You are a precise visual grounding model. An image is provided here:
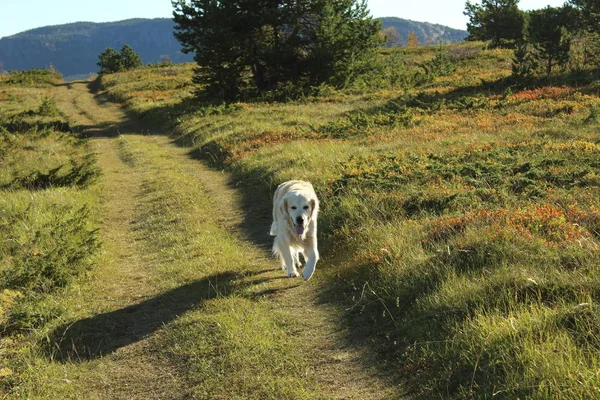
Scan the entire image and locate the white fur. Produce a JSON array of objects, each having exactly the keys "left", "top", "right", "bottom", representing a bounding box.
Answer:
[{"left": 270, "top": 180, "right": 319, "bottom": 281}]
